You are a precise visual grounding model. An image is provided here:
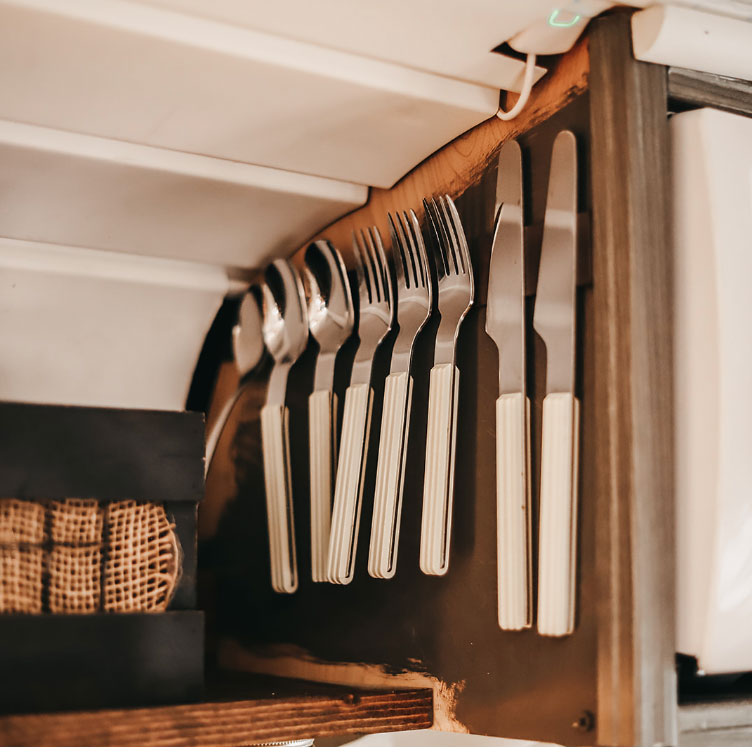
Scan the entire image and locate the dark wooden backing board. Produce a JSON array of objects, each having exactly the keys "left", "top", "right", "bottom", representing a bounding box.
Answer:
[
  {"left": 0, "top": 611, "right": 204, "bottom": 714},
  {"left": 204, "top": 97, "right": 598, "bottom": 746},
  {"left": 0, "top": 402, "right": 205, "bottom": 502}
]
